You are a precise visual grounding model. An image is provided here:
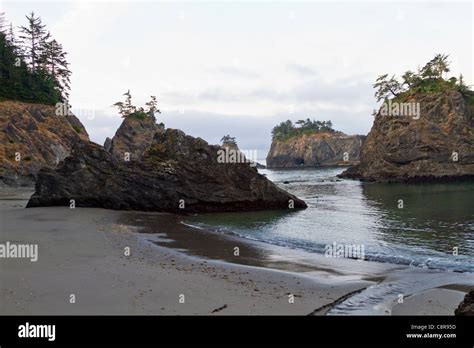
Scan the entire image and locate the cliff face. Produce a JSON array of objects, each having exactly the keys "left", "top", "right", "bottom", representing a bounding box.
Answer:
[
  {"left": 339, "top": 91, "right": 474, "bottom": 182},
  {"left": 266, "top": 132, "right": 365, "bottom": 168},
  {"left": 27, "top": 126, "right": 307, "bottom": 213},
  {"left": 0, "top": 101, "right": 89, "bottom": 186}
]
